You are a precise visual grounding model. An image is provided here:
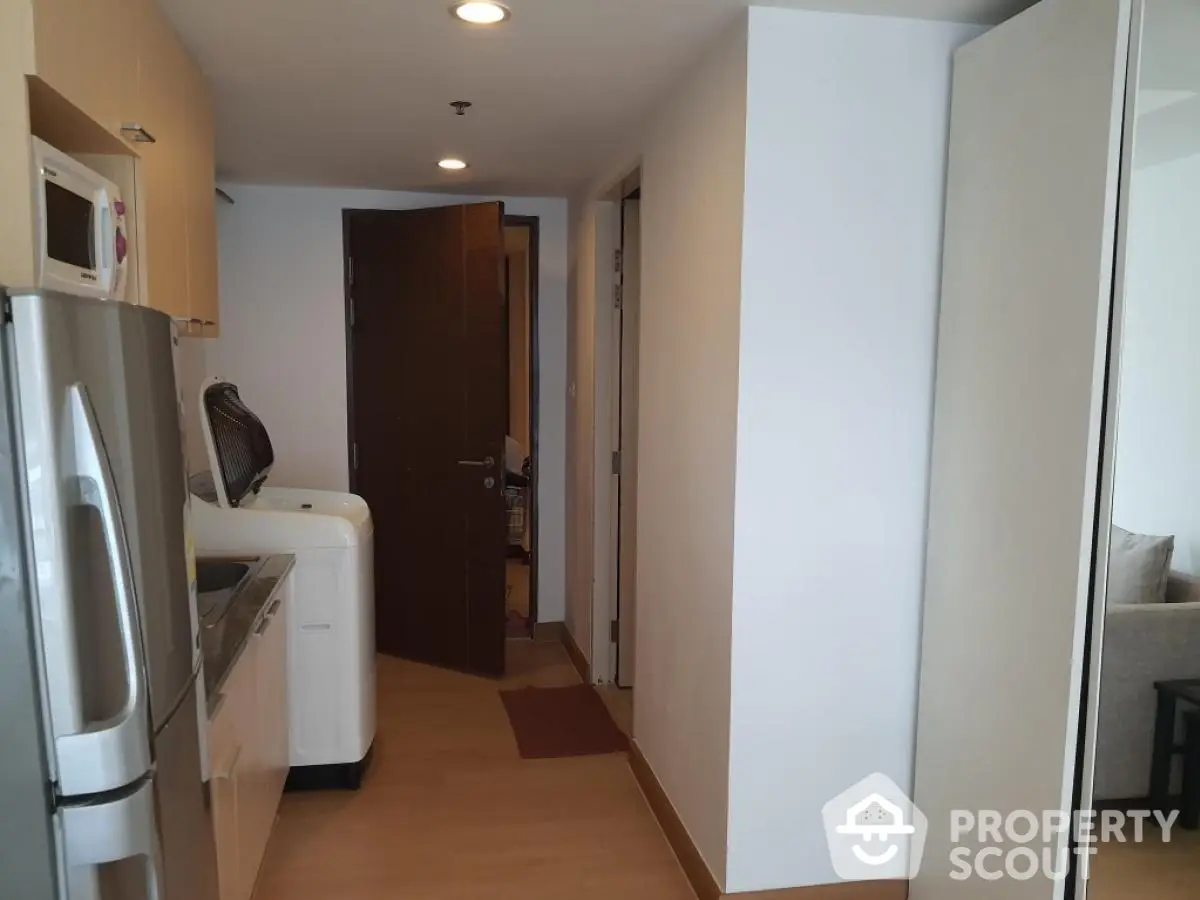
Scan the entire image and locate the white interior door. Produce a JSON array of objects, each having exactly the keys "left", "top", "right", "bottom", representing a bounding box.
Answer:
[{"left": 911, "top": 1, "right": 1133, "bottom": 898}]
